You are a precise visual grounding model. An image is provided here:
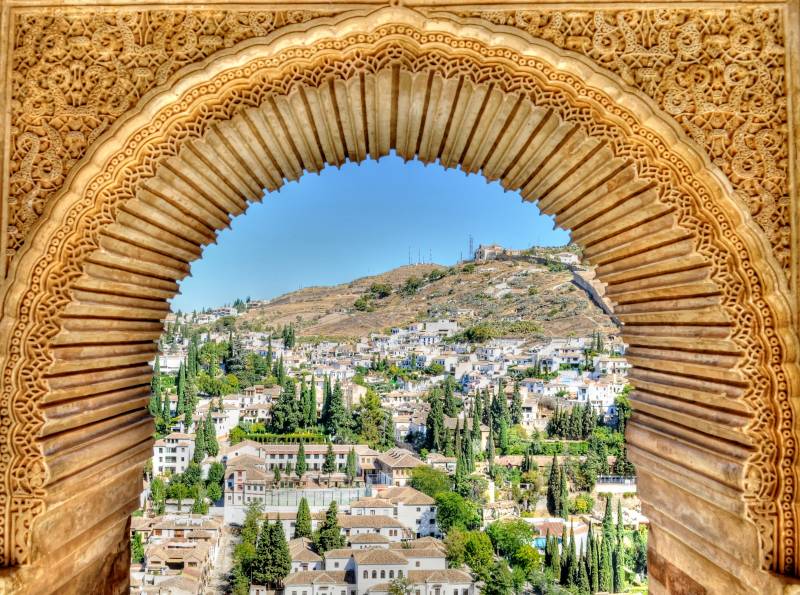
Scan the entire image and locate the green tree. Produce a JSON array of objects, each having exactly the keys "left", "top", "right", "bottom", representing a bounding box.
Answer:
[
  {"left": 426, "top": 388, "right": 445, "bottom": 452},
  {"left": 482, "top": 560, "right": 513, "bottom": 595},
  {"left": 273, "top": 466, "right": 281, "bottom": 484},
  {"left": 252, "top": 520, "right": 274, "bottom": 586},
  {"left": 345, "top": 448, "right": 357, "bottom": 485},
  {"left": 443, "top": 376, "right": 458, "bottom": 417},
  {"left": 546, "top": 454, "right": 560, "bottom": 516},
  {"left": 148, "top": 358, "right": 162, "bottom": 418},
  {"left": 355, "top": 388, "right": 392, "bottom": 449},
  {"left": 295, "top": 497, "right": 312, "bottom": 538},
  {"left": 559, "top": 467, "right": 570, "bottom": 520},
  {"left": 295, "top": 442, "right": 308, "bottom": 478},
  {"left": 193, "top": 422, "right": 206, "bottom": 464},
  {"left": 322, "top": 380, "right": 350, "bottom": 437},
  {"left": 173, "top": 482, "right": 188, "bottom": 512},
  {"left": 270, "top": 377, "right": 302, "bottom": 434},
  {"left": 131, "top": 531, "right": 145, "bottom": 564},
  {"left": 192, "top": 485, "right": 208, "bottom": 514},
  {"left": 435, "top": 492, "right": 480, "bottom": 533},
  {"left": 150, "top": 476, "right": 166, "bottom": 515},
  {"left": 409, "top": 466, "right": 451, "bottom": 498},
  {"left": 510, "top": 382, "right": 523, "bottom": 425},
  {"left": 312, "top": 501, "right": 346, "bottom": 554},
  {"left": 205, "top": 413, "right": 219, "bottom": 457},
  {"left": 323, "top": 441, "right": 337, "bottom": 475},
  {"left": 486, "top": 519, "right": 535, "bottom": 559},
  {"left": 269, "top": 521, "right": 292, "bottom": 588}
]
